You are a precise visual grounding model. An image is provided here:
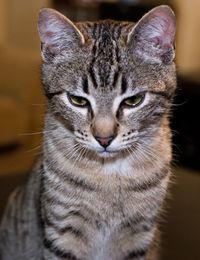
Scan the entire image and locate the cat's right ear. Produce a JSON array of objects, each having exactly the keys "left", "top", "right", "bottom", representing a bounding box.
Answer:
[{"left": 38, "top": 8, "right": 85, "bottom": 62}]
